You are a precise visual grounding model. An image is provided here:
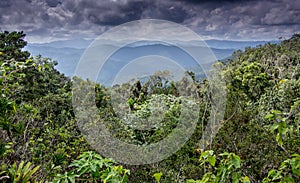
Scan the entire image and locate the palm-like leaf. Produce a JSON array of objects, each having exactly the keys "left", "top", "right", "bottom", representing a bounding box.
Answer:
[{"left": 7, "top": 161, "right": 40, "bottom": 183}]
